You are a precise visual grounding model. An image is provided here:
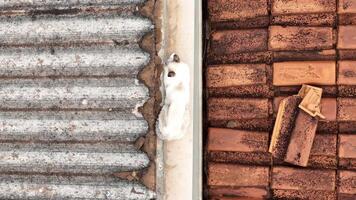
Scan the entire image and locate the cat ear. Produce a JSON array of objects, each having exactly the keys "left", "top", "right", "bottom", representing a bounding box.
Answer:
[{"left": 173, "top": 54, "right": 180, "bottom": 63}]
